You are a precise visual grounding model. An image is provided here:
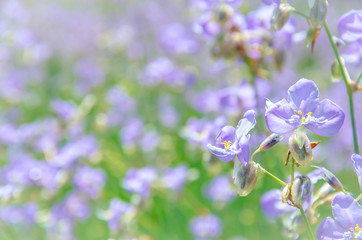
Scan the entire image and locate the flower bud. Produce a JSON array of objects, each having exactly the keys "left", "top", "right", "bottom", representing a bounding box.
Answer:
[
  {"left": 271, "top": 4, "right": 295, "bottom": 31},
  {"left": 314, "top": 166, "right": 345, "bottom": 192},
  {"left": 216, "top": 4, "right": 234, "bottom": 23},
  {"left": 305, "top": 27, "right": 321, "bottom": 52},
  {"left": 259, "top": 133, "right": 284, "bottom": 151},
  {"left": 309, "top": 0, "right": 328, "bottom": 29},
  {"left": 291, "top": 176, "right": 311, "bottom": 206},
  {"left": 331, "top": 60, "right": 341, "bottom": 80},
  {"left": 314, "top": 183, "right": 334, "bottom": 200},
  {"left": 281, "top": 184, "right": 291, "bottom": 203},
  {"left": 288, "top": 132, "right": 313, "bottom": 165},
  {"left": 233, "top": 160, "right": 258, "bottom": 197}
]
